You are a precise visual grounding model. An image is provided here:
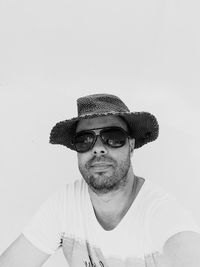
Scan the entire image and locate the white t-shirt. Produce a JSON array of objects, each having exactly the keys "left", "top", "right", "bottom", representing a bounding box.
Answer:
[{"left": 22, "top": 178, "right": 200, "bottom": 267}]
